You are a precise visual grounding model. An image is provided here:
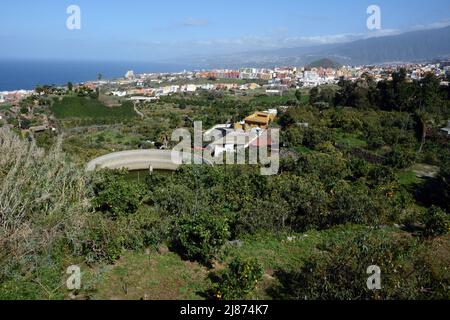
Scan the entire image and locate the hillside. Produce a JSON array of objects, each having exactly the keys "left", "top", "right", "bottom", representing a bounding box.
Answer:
[
  {"left": 51, "top": 96, "right": 137, "bottom": 120},
  {"left": 324, "top": 26, "right": 450, "bottom": 65},
  {"left": 307, "top": 58, "right": 341, "bottom": 69},
  {"left": 179, "top": 26, "right": 450, "bottom": 68}
]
